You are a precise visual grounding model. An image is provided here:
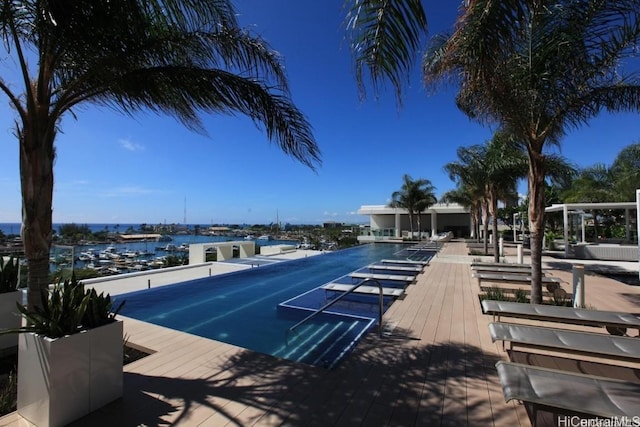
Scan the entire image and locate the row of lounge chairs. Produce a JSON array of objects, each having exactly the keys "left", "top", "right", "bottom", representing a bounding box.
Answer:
[
  {"left": 482, "top": 298, "right": 640, "bottom": 420},
  {"left": 471, "top": 262, "right": 567, "bottom": 301}
]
